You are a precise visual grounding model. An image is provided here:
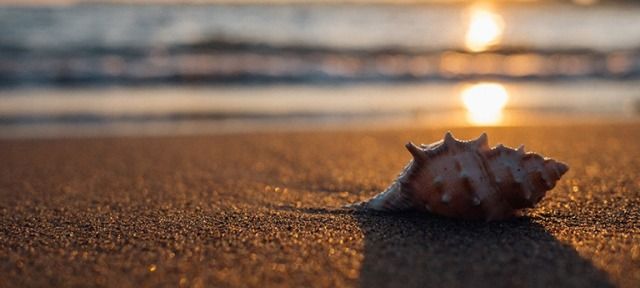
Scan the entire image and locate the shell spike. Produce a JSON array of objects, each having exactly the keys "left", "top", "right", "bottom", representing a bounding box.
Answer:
[
  {"left": 517, "top": 145, "right": 525, "bottom": 155},
  {"left": 444, "top": 131, "right": 457, "bottom": 146},
  {"left": 405, "top": 142, "right": 427, "bottom": 163},
  {"left": 472, "top": 132, "right": 489, "bottom": 150}
]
